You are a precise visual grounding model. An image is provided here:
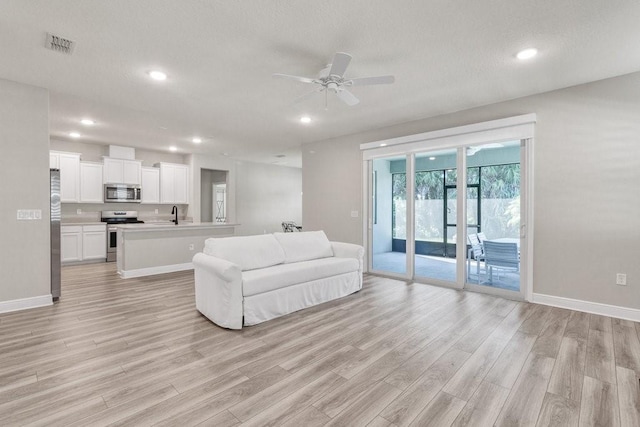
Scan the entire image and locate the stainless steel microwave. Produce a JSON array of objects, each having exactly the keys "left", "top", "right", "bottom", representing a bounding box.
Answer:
[{"left": 104, "top": 184, "right": 142, "bottom": 203}]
